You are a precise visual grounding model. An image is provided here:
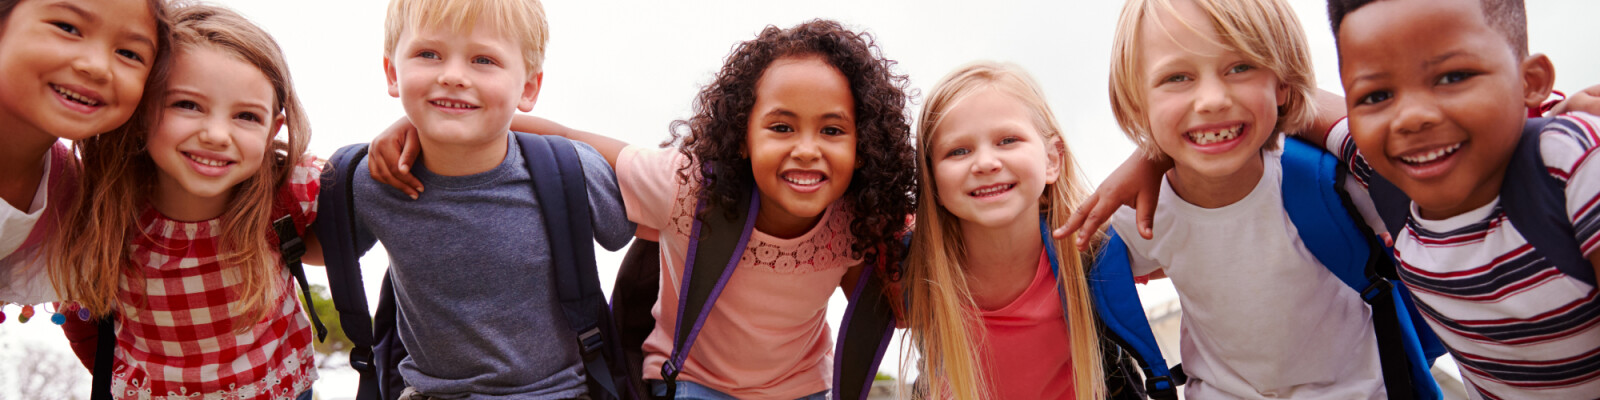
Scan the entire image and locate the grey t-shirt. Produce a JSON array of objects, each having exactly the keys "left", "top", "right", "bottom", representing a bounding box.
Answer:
[{"left": 353, "top": 133, "right": 634, "bottom": 399}]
